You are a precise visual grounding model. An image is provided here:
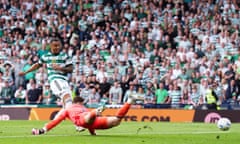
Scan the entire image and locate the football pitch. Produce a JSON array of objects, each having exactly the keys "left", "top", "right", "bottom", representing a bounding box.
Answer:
[{"left": 0, "top": 120, "right": 239, "bottom": 144}]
